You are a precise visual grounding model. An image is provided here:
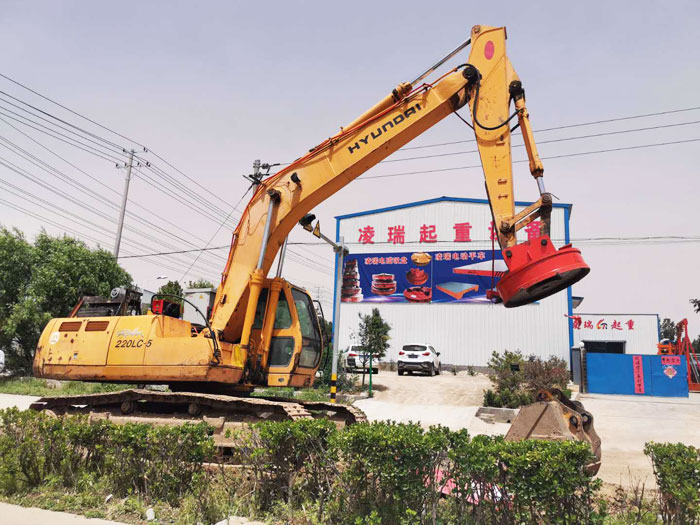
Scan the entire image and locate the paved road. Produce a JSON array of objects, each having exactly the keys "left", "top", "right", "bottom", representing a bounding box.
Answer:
[
  {"left": 0, "top": 393, "right": 39, "bottom": 411},
  {"left": 0, "top": 502, "right": 122, "bottom": 524}
]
